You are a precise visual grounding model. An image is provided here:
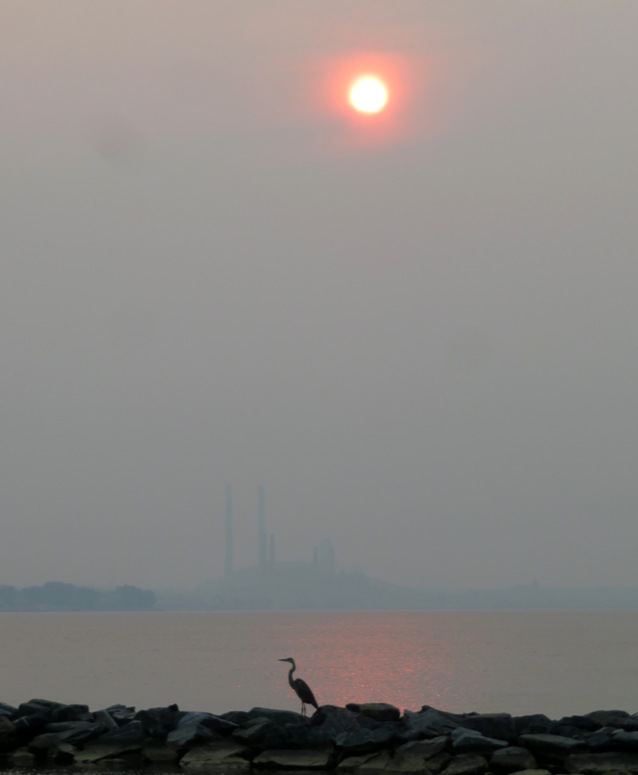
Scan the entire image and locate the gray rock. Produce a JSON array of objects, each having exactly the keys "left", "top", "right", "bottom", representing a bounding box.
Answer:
[
  {"left": 584, "top": 710, "right": 631, "bottom": 729},
  {"left": 425, "top": 752, "right": 456, "bottom": 774},
  {"left": 311, "top": 706, "right": 363, "bottom": 739},
  {"left": 253, "top": 747, "right": 334, "bottom": 769},
  {"left": 234, "top": 716, "right": 299, "bottom": 749},
  {"left": 141, "top": 738, "right": 181, "bottom": 763},
  {"left": 565, "top": 751, "right": 638, "bottom": 774},
  {"left": 100, "top": 719, "right": 145, "bottom": 746},
  {"left": 167, "top": 721, "right": 220, "bottom": 749},
  {"left": 612, "top": 730, "right": 638, "bottom": 751},
  {"left": 554, "top": 715, "right": 599, "bottom": 734},
  {"left": 458, "top": 714, "right": 516, "bottom": 743},
  {"left": 6, "top": 747, "right": 36, "bottom": 768},
  {"left": 387, "top": 757, "right": 435, "bottom": 774},
  {"left": 336, "top": 724, "right": 397, "bottom": 755},
  {"left": 44, "top": 720, "right": 89, "bottom": 732},
  {"left": 50, "top": 704, "right": 90, "bottom": 722},
  {"left": 232, "top": 714, "right": 313, "bottom": 749},
  {"left": 180, "top": 740, "right": 253, "bottom": 769},
  {"left": 356, "top": 750, "right": 393, "bottom": 772},
  {"left": 221, "top": 710, "right": 252, "bottom": 726},
  {"left": 232, "top": 711, "right": 318, "bottom": 751},
  {"left": 337, "top": 752, "right": 382, "bottom": 771},
  {"left": 30, "top": 721, "right": 104, "bottom": 747},
  {"left": 28, "top": 730, "right": 77, "bottom": 750},
  {"left": 507, "top": 770, "right": 551, "bottom": 775},
  {"left": 59, "top": 721, "right": 106, "bottom": 744},
  {"left": 391, "top": 739, "right": 451, "bottom": 774},
  {"left": 55, "top": 742, "right": 79, "bottom": 765},
  {"left": 248, "top": 707, "right": 309, "bottom": 725},
  {"left": 7, "top": 697, "right": 638, "bottom": 775},
  {"left": 135, "top": 704, "right": 181, "bottom": 737},
  {"left": 347, "top": 704, "right": 402, "bottom": 723},
  {"left": 490, "top": 746, "right": 537, "bottom": 774},
  {"left": 0, "top": 703, "right": 17, "bottom": 719},
  {"left": 585, "top": 726, "right": 616, "bottom": 751},
  {"left": 13, "top": 712, "right": 48, "bottom": 741},
  {"left": 338, "top": 752, "right": 444, "bottom": 775},
  {"left": 73, "top": 719, "right": 146, "bottom": 762},
  {"left": 102, "top": 704, "right": 136, "bottom": 724},
  {"left": 179, "top": 710, "right": 238, "bottom": 733},
  {"left": 0, "top": 716, "right": 16, "bottom": 750},
  {"left": 438, "top": 753, "right": 489, "bottom": 775},
  {"left": 17, "top": 699, "right": 63, "bottom": 717},
  {"left": 285, "top": 721, "right": 328, "bottom": 750},
  {"left": 93, "top": 709, "right": 119, "bottom": 730},
  {"left": 514, "top": 716, "right": 555, "bottom": 736},
  {"left": 74, "top": 741, "right": 143, "bottom": 764},
  {"left": 451, "top": 728, "right": 508, "bottom": 753},
  {"left": 518, "top": 733, "right": 587, "bottom": 758},
  {"left": 395, "top": 738, "right": 450, "bottom": 761},
  {"left": 403, "top": 709, "right": 461, "bottom": 741},
  {"left": 94, "top": 755, "right": 146, "bottom": 769}
]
